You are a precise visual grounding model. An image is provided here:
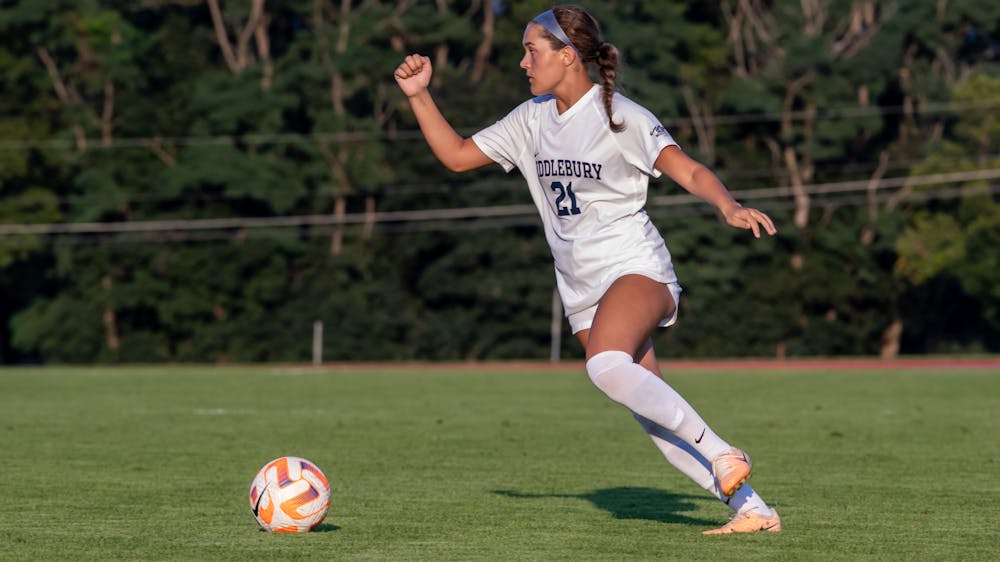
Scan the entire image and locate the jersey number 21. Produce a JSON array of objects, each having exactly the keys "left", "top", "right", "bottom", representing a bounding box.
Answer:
[{"left": 550, "top": 181, "right": 581, "bottom": 216}]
